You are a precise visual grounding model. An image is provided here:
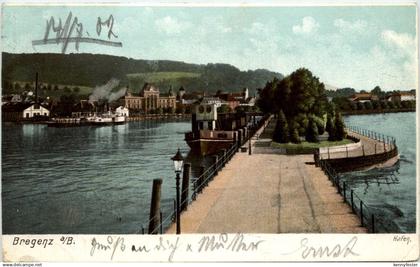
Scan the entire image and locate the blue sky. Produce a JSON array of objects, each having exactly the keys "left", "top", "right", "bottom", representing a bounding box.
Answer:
[{"left": 1, "top": 5, "right": 417, "bottom": 91}]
